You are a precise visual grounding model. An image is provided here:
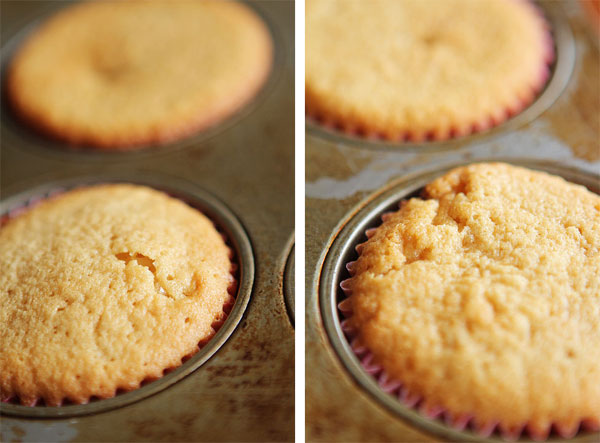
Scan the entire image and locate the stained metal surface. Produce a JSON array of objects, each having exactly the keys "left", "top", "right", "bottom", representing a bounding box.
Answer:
[
  {"left": 306, "top": 2, "right": 600, "bottom": 442},
  {"left": 0, "top": 0, "right": 294, "bottom": 441}
]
